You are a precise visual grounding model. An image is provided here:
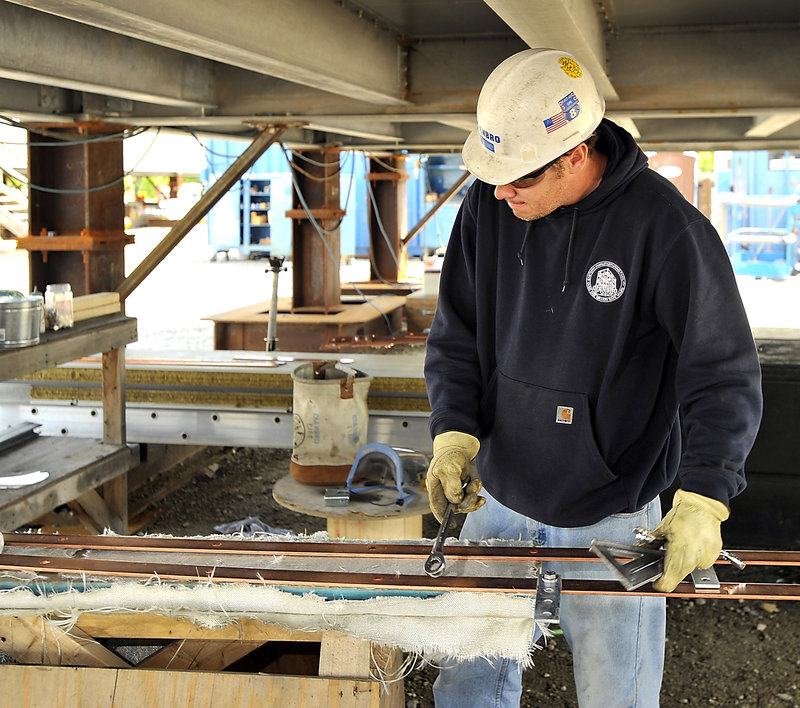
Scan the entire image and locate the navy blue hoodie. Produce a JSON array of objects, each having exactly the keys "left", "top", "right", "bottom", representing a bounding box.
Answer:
[{"left": 424, "top": 119, "right": 763, "bottom": 528}]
